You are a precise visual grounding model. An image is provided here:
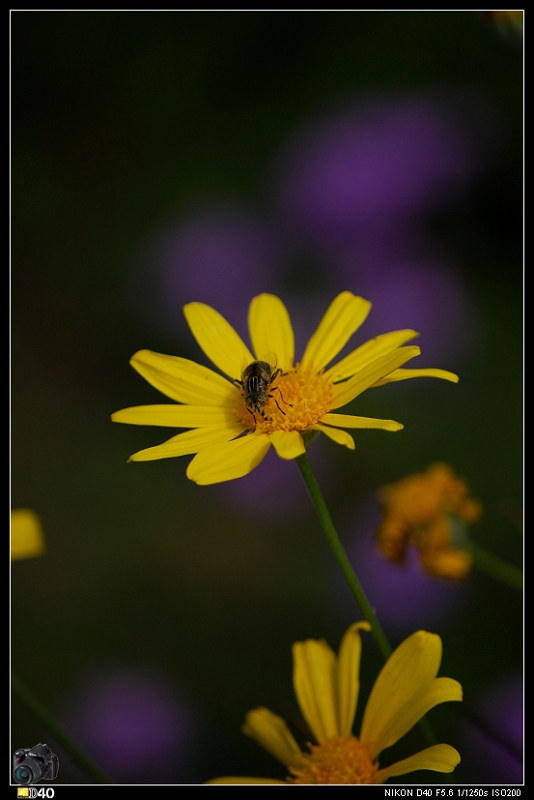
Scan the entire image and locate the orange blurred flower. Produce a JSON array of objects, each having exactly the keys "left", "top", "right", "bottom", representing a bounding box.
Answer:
[{"left": 376, "top": 463, "right": 482, "bottom": 581}]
